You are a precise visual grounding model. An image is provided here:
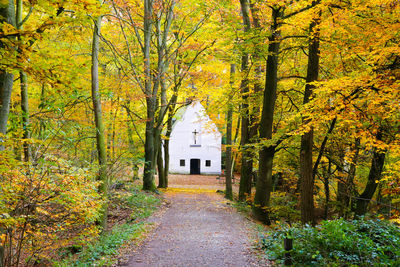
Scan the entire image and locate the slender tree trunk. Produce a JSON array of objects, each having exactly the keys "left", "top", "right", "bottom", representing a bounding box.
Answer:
[
  {"left": 91, "top": 15, "right": 108, "bottom": 230},
  {"left": 300, "top": 130, "right": 314, "bottom": 224},
  {"left": 163, "top": 110, "right": 173, "bottom": 187},
  {"left": 225, "top": 64, "right": 235, "bottom": 200},
  {"left": 248, "top": 0, "right": 262, "bottom": 144},
  {"left": 244, "top": 1, "right": 263, "bottom": 198},
  {"left": 0, "top": 4, "right": 16, "bottom": 262},
  {"left": 124, "top": 104, "right": 140, "bottom": 180},
  {"left": 0, "top": 1, "right": 16, "bottom": 144},
  {"left": 162, "top": 139, "right": 169, "bottom": 182},
  {"left": 253, "top": 7, "right": 282, "bottom": 224},
  {"left": 153, "top": 127, "right": 161, "bottom": 183},
  {"left": 155, "top": 4, "right": 174, "bottom": 188},
  {"left": 143, "top": 100, "right": 156, "bottom": 190},
  {"left": 38, "top": 84, "right": 46, "bottom": 141},
  {"left": 157, "top": 141, "right": 166, "bottom": 187},
  {"left": 163, "top": 141, "right": 169, "bottom": 187},
  {"left": 238, "top": 0, "right": 252, "bottom": 201},
  {"left": 337, "top": 138, "right": 360, "bottom": 216},
  {"left": 16, "top": 0, "right": 31, "bottom": 162},
  {"left": 126, "top": 111, "right": 136, "bottom": 179},
  {"left": 19, "top": 73, "right": 30, "bottom": 161},
  {"left": 142, "top": 0, "right": 156, "bottom": 191},
  {"left": 163, "top": 95, "right": 177, "bottom": 187},
  {"left": 323, "top": 159, "right": 331, "bottom": 220},
  {"left": 155, "top": 25, "right": 166, "bottom": 188},
  {"left": 300, "top": 12, "right": 321, "bottom": 225},
  {"left": 353, "top": 131, "right": 386, "bottom": 216}
]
